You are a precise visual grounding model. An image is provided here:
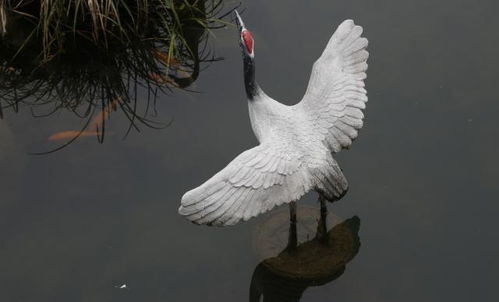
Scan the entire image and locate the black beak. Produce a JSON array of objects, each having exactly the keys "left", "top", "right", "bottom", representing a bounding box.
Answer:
[{"left": 234, "top": 10, "right": 245, "bottom": 31}]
